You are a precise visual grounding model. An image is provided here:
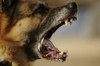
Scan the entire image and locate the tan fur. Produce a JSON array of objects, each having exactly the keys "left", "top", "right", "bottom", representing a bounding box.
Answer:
[
  {"left": 0, "top": 38, "right": 30, "bottom": 66},
  {"left": 0, "top": 14, "right": 9, "bottom": 35},
  {"left": 6, "top": 15, "right": 41, "bottom": 42}
]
